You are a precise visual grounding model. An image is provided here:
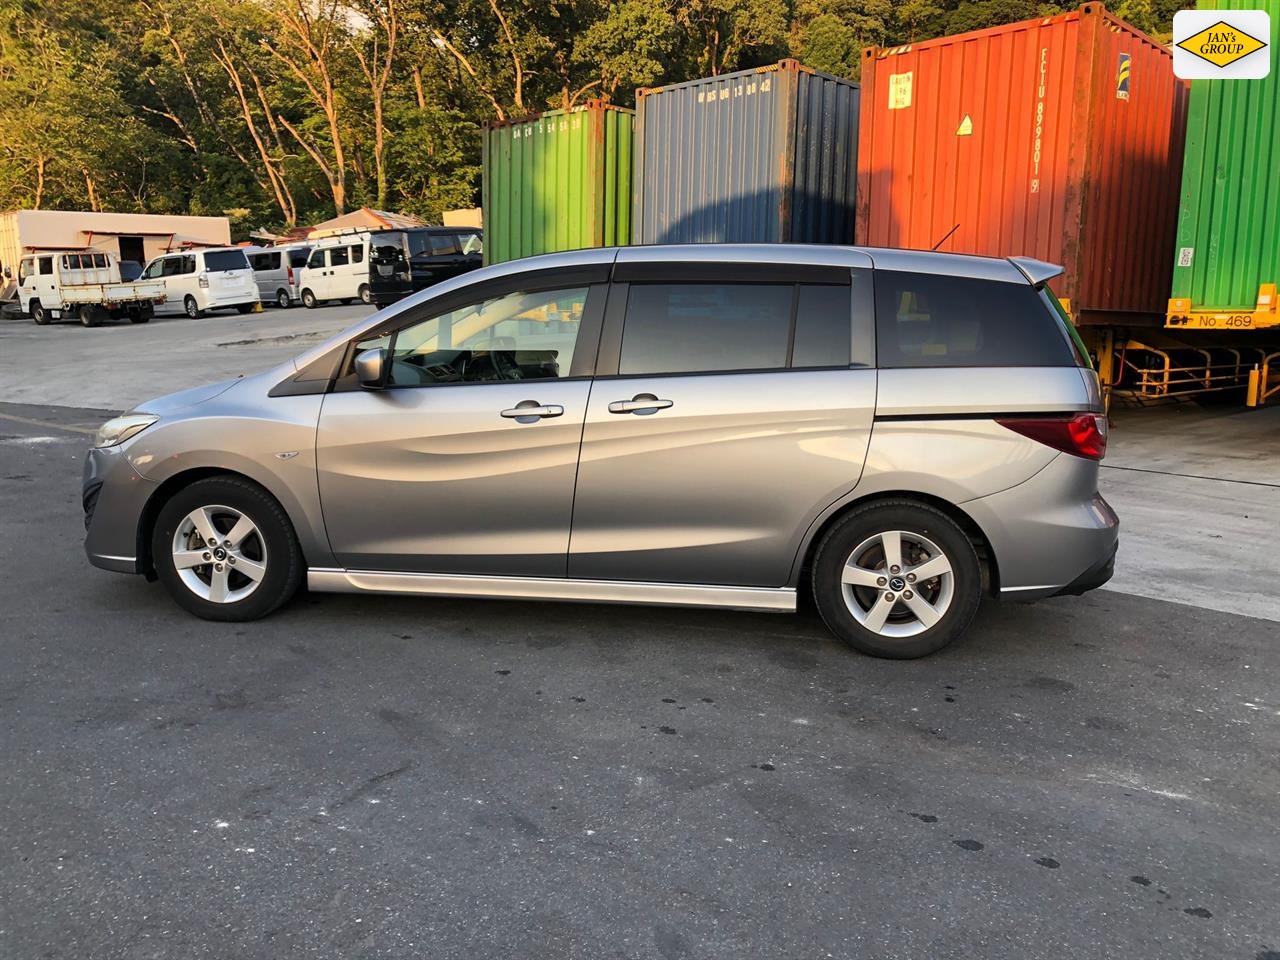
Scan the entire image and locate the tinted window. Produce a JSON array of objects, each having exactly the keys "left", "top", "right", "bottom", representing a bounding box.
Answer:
[
  {"left": 307, "top": 249, "right": 325, "bottom": 269},
  {"left": 250, "top": 252, "right": 281, "bottom": 271},
  {"left": 873, "top": 270, "right": 1077, "bottom": 368},
  {"left": 619, "top": 284, "right": 793, "bottom": 375},
  {"left": 92, "top": 253, "right": 107, "bottom": 267},
  {"left": 429, "top": 234, "right": 459, "bottom": 256},
  {"left": 289, "top": 248, "right": 312, "bottom": 268},
  {"left": 38, "top": 257, "right": 52, "bottom": 275},
  {"left": 330, "top": 247, "right": 350, "bottom": 267},
  {"left": 161, "top": 257, "right": 184, "bottom": 277},
  {"left": 182, "top": 255, "right": 197, "bottom": 274},
  {"left": 203, "top": 250, "right": 249, "bottom": 272},
  {"left": 791, "top": 285, "right": 852, "bottom": 368},
  {"left": 406, "top": 230, "right": 432, "bottom": 259},
  {"left": 357, "top": 287, "right": 590, "bottom": 387},
  {"left": 456, "top": 232, "right": 483, "bottom": 256},
  {"left": 351, "top": 244, "right": 364, "bottom": 264}
]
